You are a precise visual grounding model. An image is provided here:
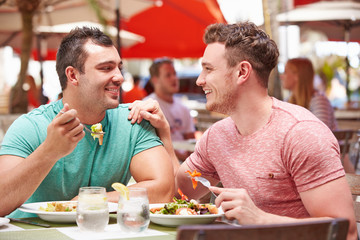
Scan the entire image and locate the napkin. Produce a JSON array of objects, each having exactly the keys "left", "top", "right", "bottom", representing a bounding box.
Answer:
[
  {"left": 57, "top": 224, "right": 168, "bottom": 240},
  {"left": 0, "top": 223, "right": 24, "bottom": 232}
]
